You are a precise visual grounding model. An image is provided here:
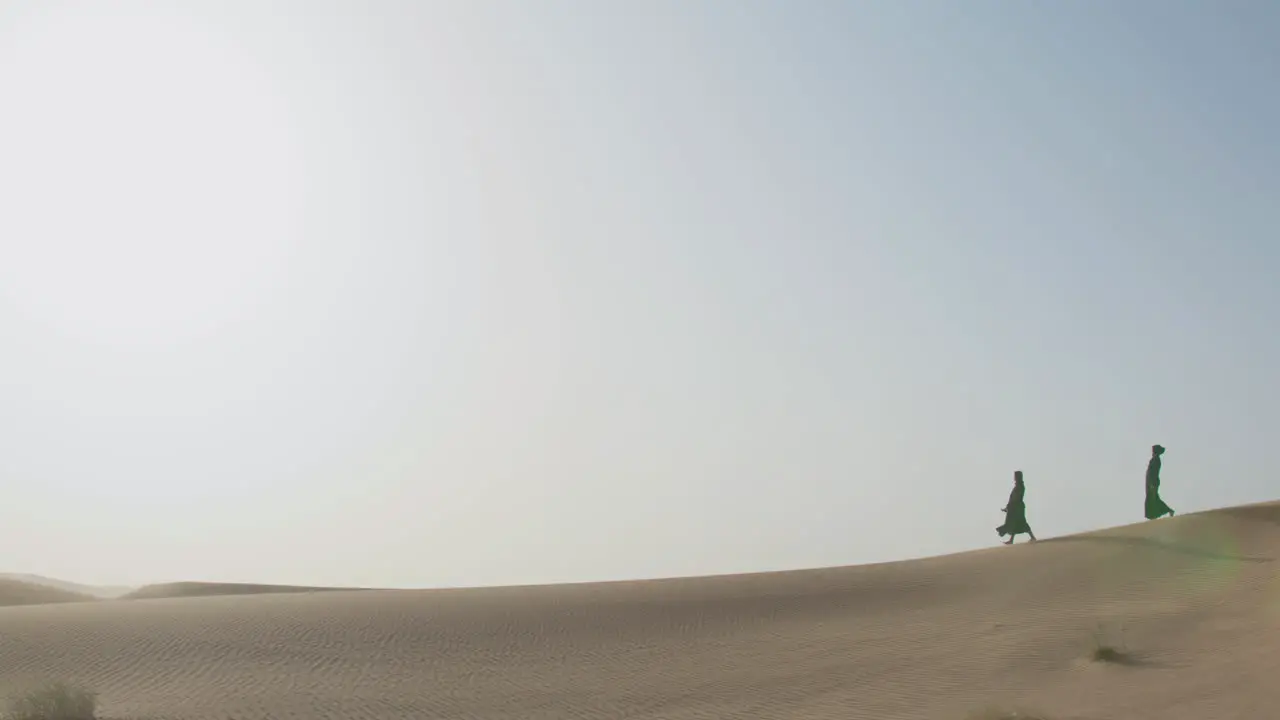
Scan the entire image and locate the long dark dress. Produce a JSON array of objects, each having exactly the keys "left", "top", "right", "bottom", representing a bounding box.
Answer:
[
  {"left": 1144, "top": 456, "right": 1174, "bottom": 520},
  {"left": 997, "top": 483, "right": 1031, "bottom": 537}
]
